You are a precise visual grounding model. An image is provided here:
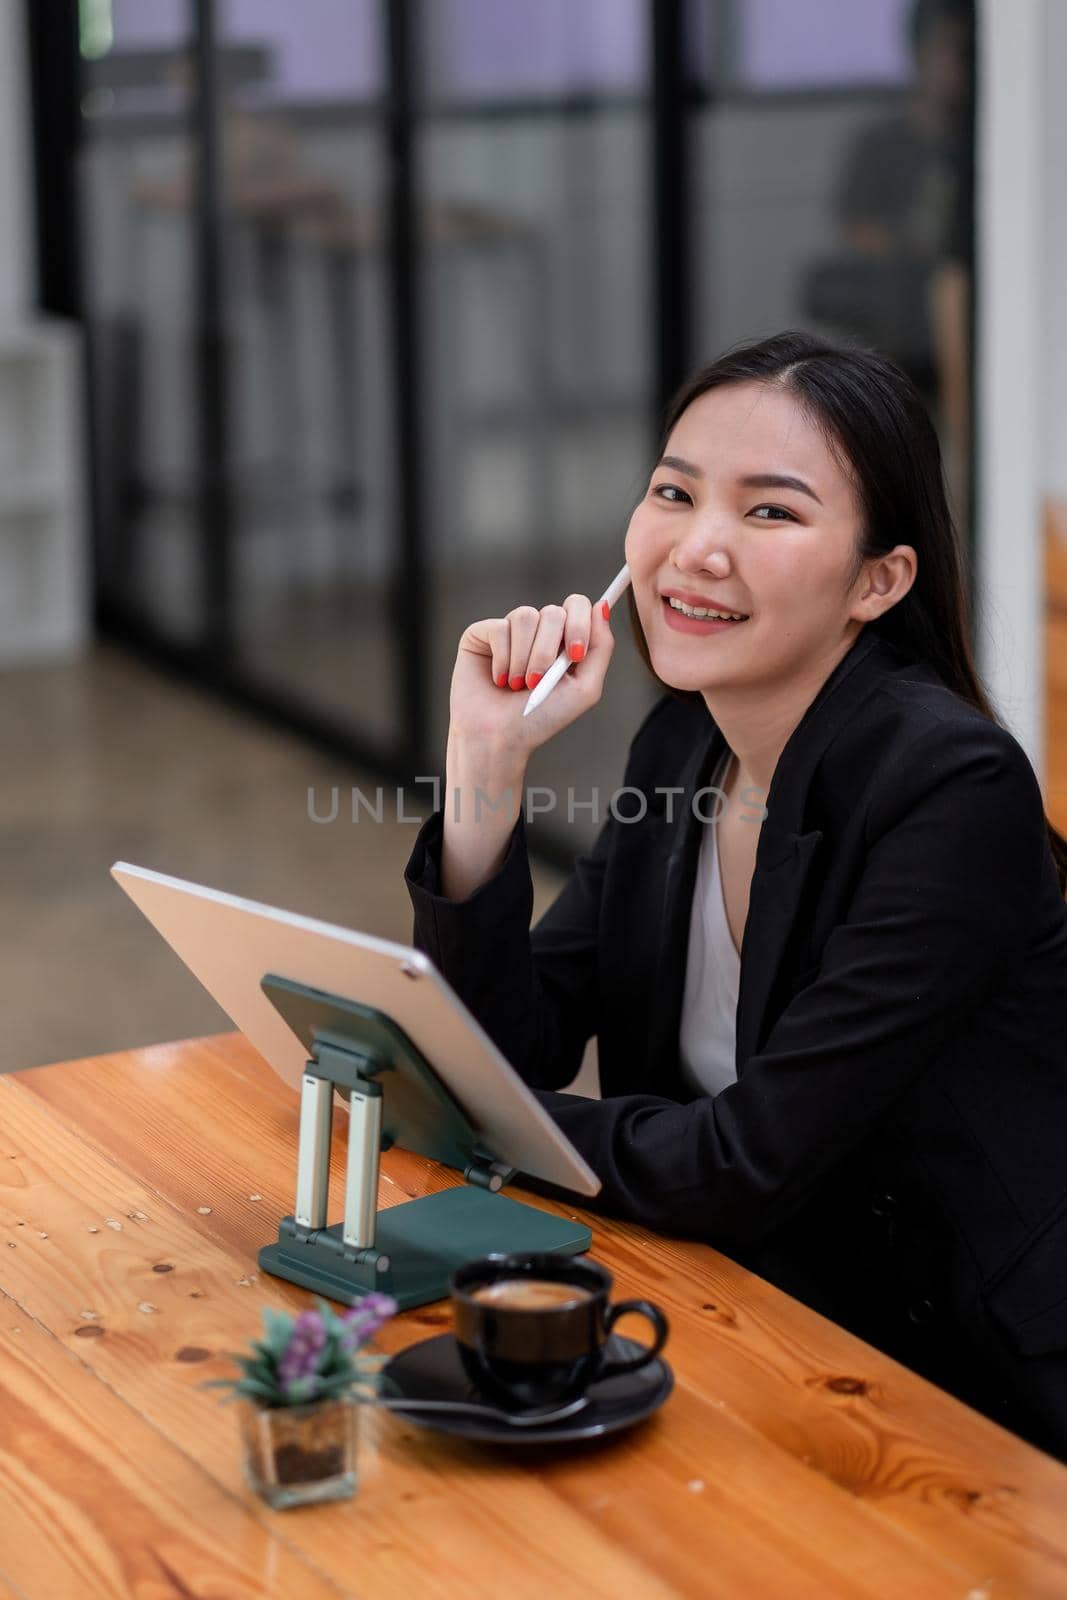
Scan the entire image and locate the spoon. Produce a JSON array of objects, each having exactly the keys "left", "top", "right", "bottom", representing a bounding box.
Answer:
[{"left": 374, "top": 1394, "right": 591, "bottom": 1427}]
